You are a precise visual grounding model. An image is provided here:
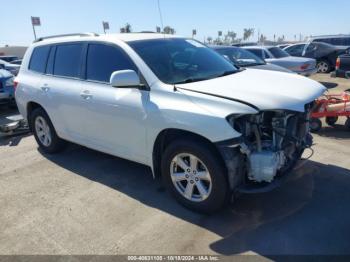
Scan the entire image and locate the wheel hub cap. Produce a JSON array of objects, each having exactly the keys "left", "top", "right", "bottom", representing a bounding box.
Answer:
[
  {"left": 35, "top": 116, "right": 52, "bottom": 147},
  {"left": 170, "top": 153, "right": 212, "bottom": 202}
]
